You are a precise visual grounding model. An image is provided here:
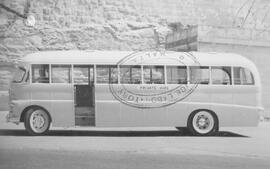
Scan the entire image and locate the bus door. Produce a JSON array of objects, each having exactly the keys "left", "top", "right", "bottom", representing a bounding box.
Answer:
[{"left": 73, "top": 65, "right": 95, "bottom": 126}]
